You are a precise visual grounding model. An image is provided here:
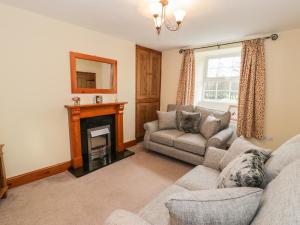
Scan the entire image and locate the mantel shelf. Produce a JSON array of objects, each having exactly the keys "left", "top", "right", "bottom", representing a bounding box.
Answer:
[{"left": 64, "top": 102, "right": 127, "bottom": 109}]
